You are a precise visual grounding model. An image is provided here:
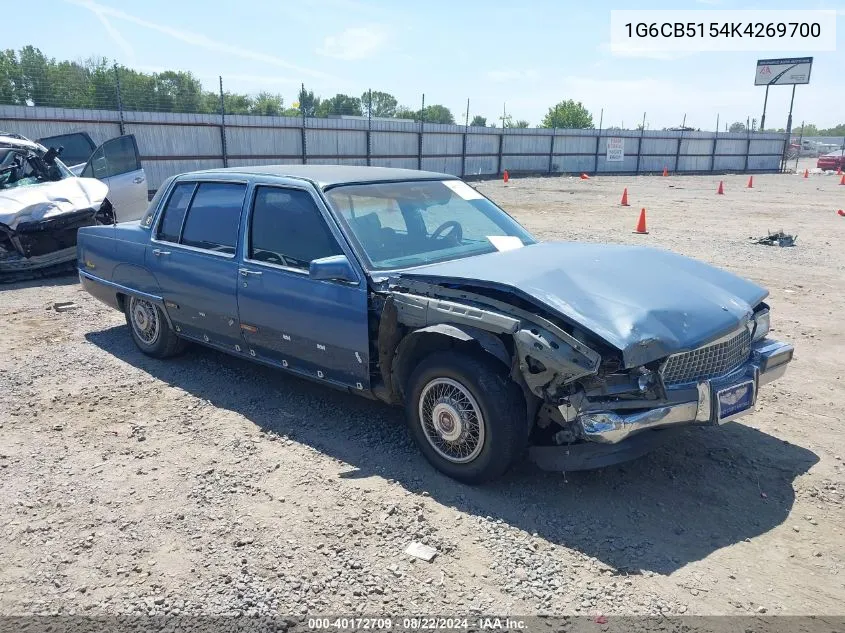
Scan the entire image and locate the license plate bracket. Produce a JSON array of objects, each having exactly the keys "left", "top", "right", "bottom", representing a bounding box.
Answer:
[{"left": 715, "top": 380, "right": 755, "bottom": 423}]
